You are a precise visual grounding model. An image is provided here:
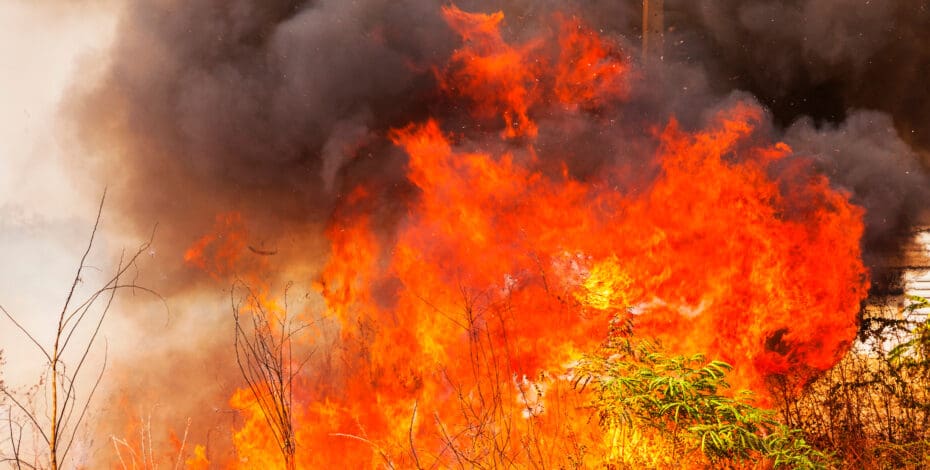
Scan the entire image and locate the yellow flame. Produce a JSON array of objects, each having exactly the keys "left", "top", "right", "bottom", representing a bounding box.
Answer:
[
  {"left": 184, "top": 445, "right": 210, "bottom": 470},
  {"left": 577, "top": 256, "right": 632, "bottom": 310}
]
